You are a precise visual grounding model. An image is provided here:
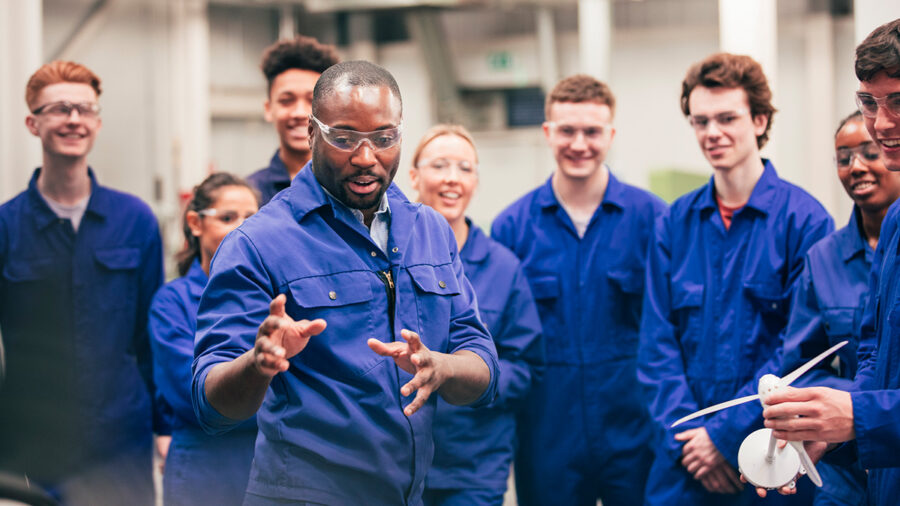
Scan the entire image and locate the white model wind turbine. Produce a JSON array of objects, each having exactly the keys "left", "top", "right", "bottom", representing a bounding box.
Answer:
[{"left": 671, "top": 340, "right": 848, "bottom": 490}]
